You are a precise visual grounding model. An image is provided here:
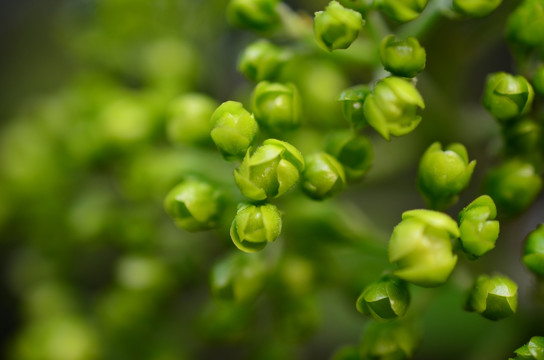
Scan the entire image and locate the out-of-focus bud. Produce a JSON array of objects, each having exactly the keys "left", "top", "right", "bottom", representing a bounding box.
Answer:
[
  {"left": 302, "top": 152, "right": 346, "bottom": 200},
  {"left": 338, "top": 0, "right": 375, "bottom": 13},
  {"left": 210, "top": 101, "right": 259, "bottom": 161},
  {"left": 230, "top": 203, "right": 282, "bottom": 253},
  {"left": 166, "top": 93, "right": 217, "bottom": 146},
  {"left": 534, "top": 65, "right": 544, "bottom": 95},
  {"left": 252, "top": 82, "right": 302, "bottom": 134},
  {"left": 523, "top": 224, "right": 544, "bottom": 277},
  {"left": 360, "top": 321, "right": 420, "bottom": 360},
  {"left": 417, "top": 142, "right": 476, "bottom": 210},
  {"left": 331, "top": 345, "right": 361, "bottom": 360},
  {"left": 238, "top": 40, "right": 287, "bottom": 82},
  {"left": 485, "top": 159, "right": 542, "bottom": 216},
  {"left": 234, "top": 139, "right": 305, "bottom": 201},
  {"left": 506, "top": 0, "right": 544, "bottom": 49},
  {"left": 482, "top": 72, "right": 534, "bottom": 122},
  {"left": 389, "top": 209, "right": 459, "bottom": 287},
  {"left": 326, "top": 131, "right": 374, "bottom": 181},
  {"left": 314, "top": 1, "right": 364, "bottom": 52},
  {"left": 356, "top": 276, "right": 410, "bottom": 320},
  {"left": 338, "top": 85, "right": 371, "bottom": 128},
  {"left": 502, "top": 118, "right": 542, "bottom": 157},
  {"left": 164, "top": 179, "right": 225, "bottom": 232},
  {"left": 380, "top": 35, "right": 426, "bottom": 78},
  {"left": 376, "top": 0, "right": 428, "bottom": 22},
  {"left": 458, "top": 195, "right": 500, "bottom": 258},
  {"left": 511, "top": 336, "right": 544, "bottom": 360},
  {"left": 210, "top": 252, "right": 268, "bottom": 302},
  {"left": 465, "top": 274, "right": 518, "bottom": 321},
  {"left": 227, "top": 0, "right": 280, "bottom": 32},
  {"left": 363, "top": 77, "right": 425, "bottom": 141},
  {"left": 452, "top": 0, "right": 502, "bottom": 17}
]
